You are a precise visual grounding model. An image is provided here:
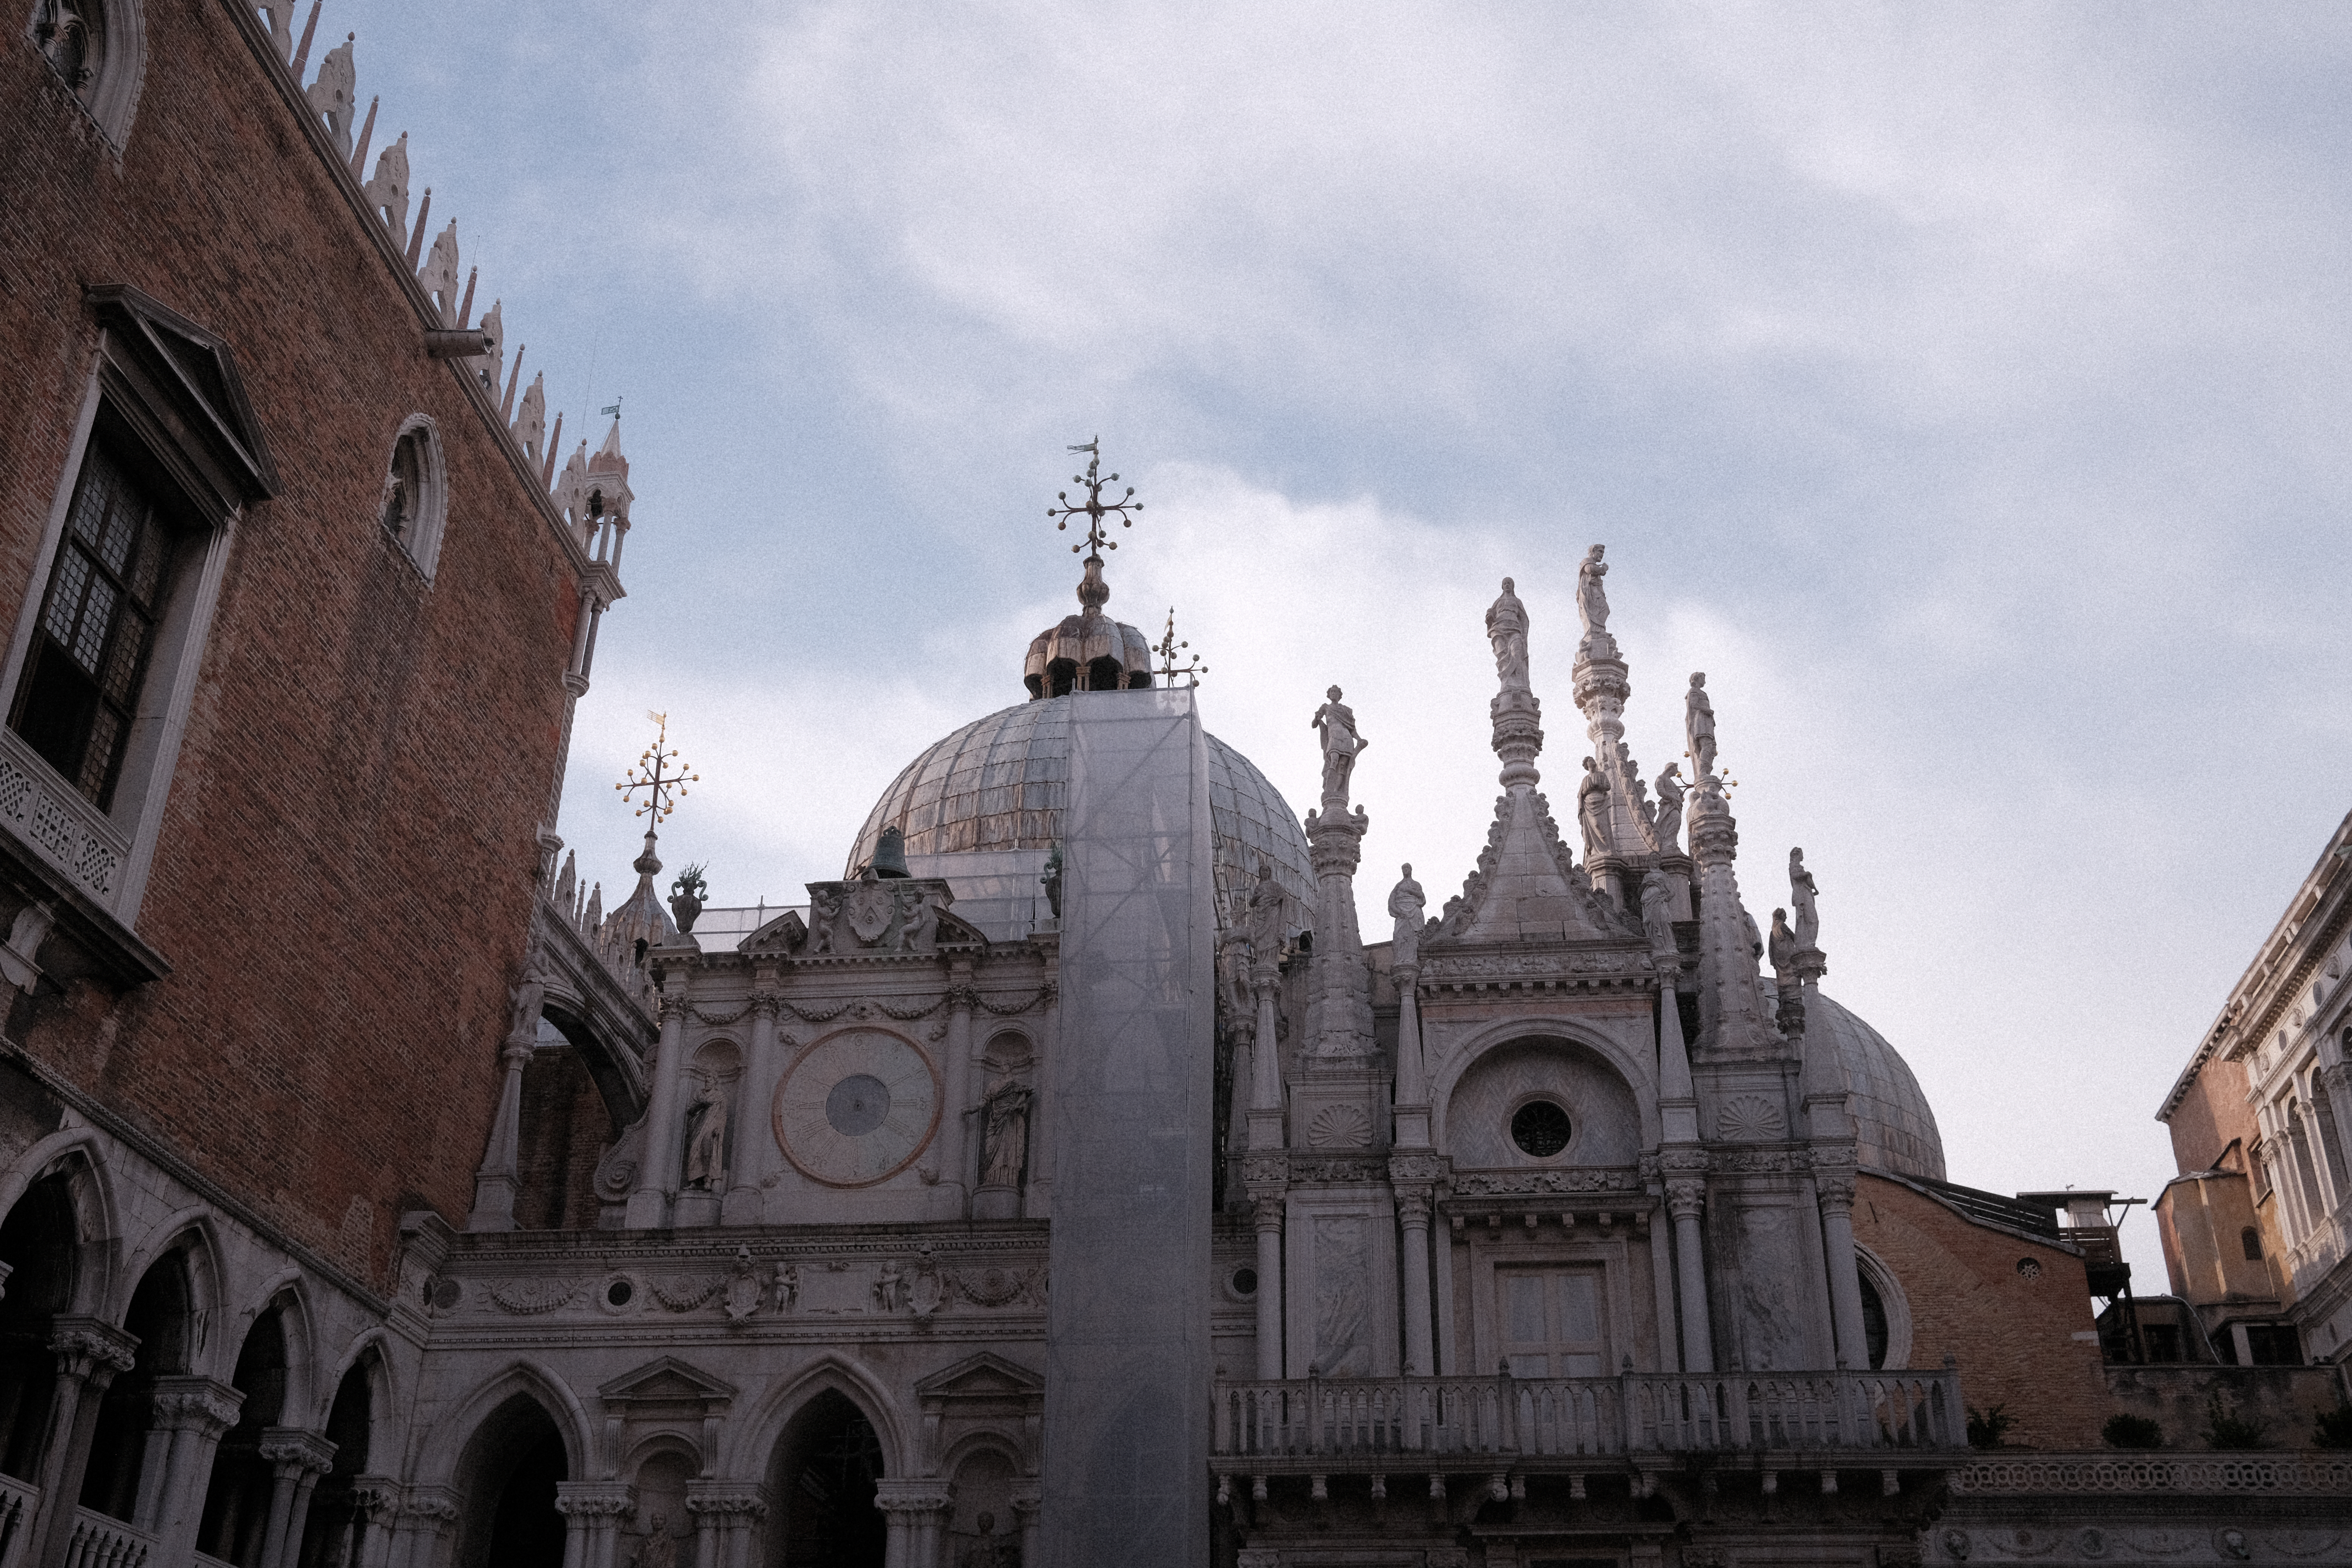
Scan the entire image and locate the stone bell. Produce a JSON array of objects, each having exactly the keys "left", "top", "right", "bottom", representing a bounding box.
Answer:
[{"left": 871, "top": 825, "right": 911, "bottom": 879}]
